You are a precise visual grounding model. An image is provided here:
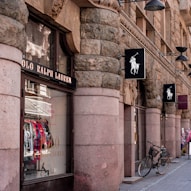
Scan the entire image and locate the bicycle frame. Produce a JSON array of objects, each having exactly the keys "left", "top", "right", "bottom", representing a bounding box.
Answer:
[{"left": 138, "top": 141, "right": 170, "bottom": 177}]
